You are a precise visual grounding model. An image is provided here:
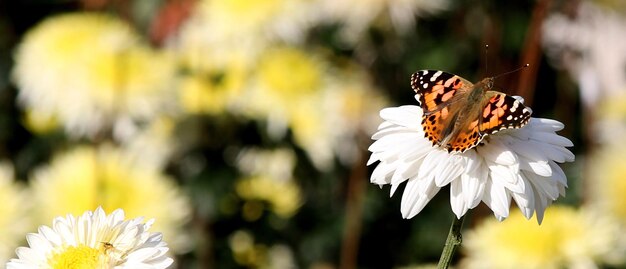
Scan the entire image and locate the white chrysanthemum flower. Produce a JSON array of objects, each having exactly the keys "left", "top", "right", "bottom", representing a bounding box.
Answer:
[
  {"left": 13, "top": 13, "right": 176, "bottom": 138},
  {"left": 30, "top": 145, "right": 192, "bottom": 253},
  {"left": 368, "top": 102, "right": 574, "bottom": 222},
  {"left": 6, "top": 207, "right": 173, "bottom": 268}
]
